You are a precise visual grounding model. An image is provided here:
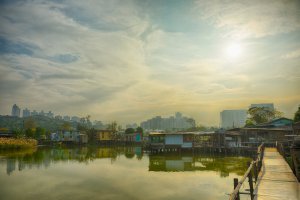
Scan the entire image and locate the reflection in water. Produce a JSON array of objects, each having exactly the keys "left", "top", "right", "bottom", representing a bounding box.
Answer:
[
  {"left": 0, "top": 147, "right": 252, "bottom": 200},
  {"left": 1, "top": 147, "right": 250, "bottom": 177},
  {"left": 0, "top": 146, "right": 144, "bottom": 175},
  {"left": 149, "top": 154, "right": 250, "bottom": 177}
]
